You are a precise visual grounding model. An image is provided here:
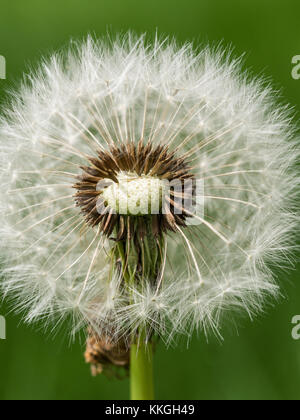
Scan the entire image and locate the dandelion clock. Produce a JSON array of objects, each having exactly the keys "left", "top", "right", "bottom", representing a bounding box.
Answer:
[{"left": 0, "top": 34, "right": 298, "bottom": 400}]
